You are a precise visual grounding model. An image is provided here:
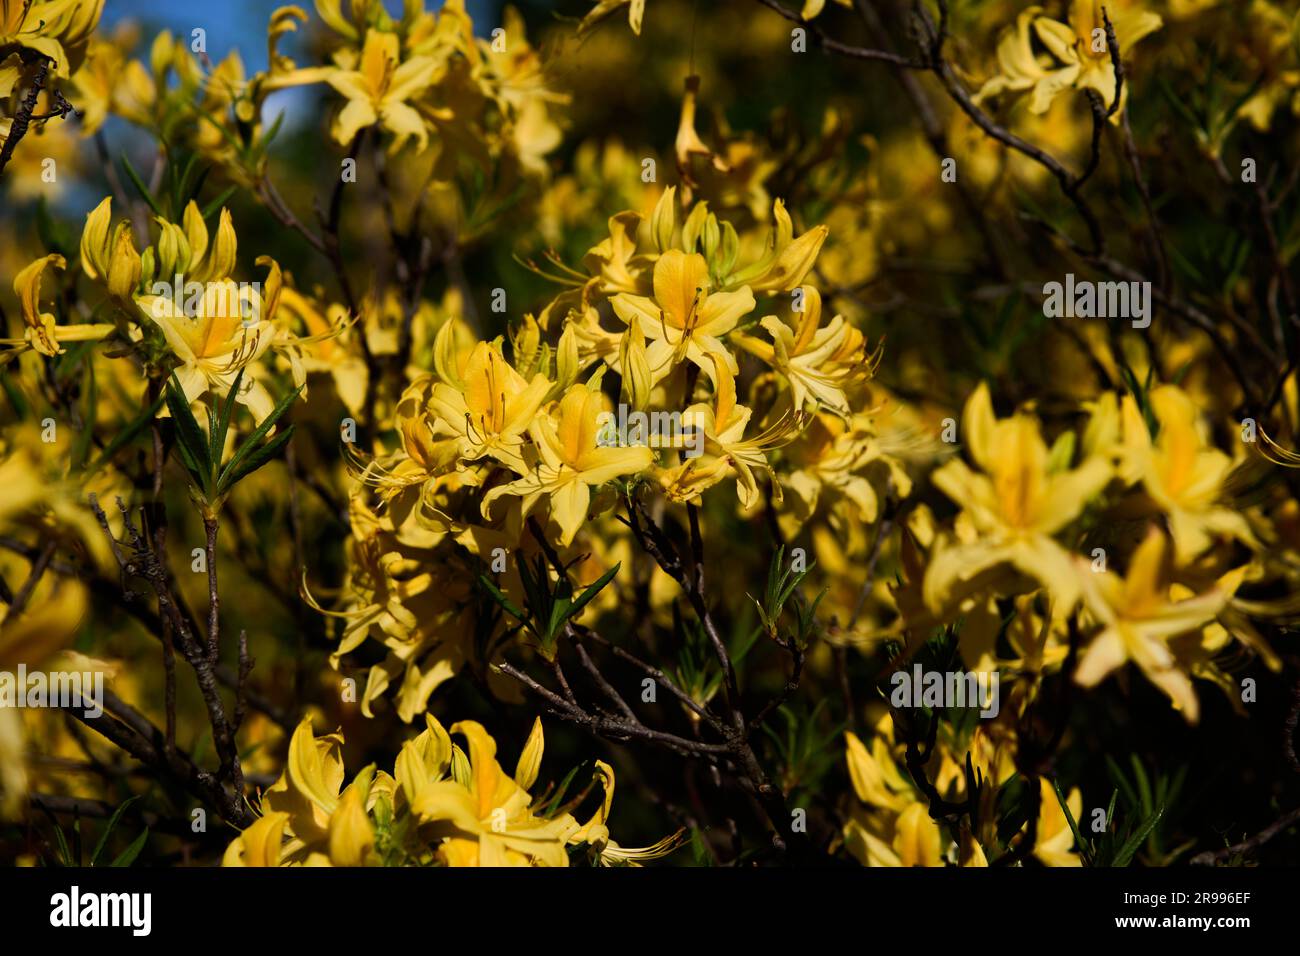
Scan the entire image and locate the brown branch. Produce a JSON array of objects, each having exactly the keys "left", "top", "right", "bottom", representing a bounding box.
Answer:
[
  {"left": 0, "top": 53, "right": 73, "bottom": 177},
  {"left": 4, "top": 538, "right": 56, "bottom": 618},
  {"left": 753, "top": 0, "right": 929, "bottom": 67},
  {"left": 203, "top": 513, "right": 220, "bottom": 663},
  {"left": 1190, "top": 804, "right": 1300, "bottom": 866}
]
